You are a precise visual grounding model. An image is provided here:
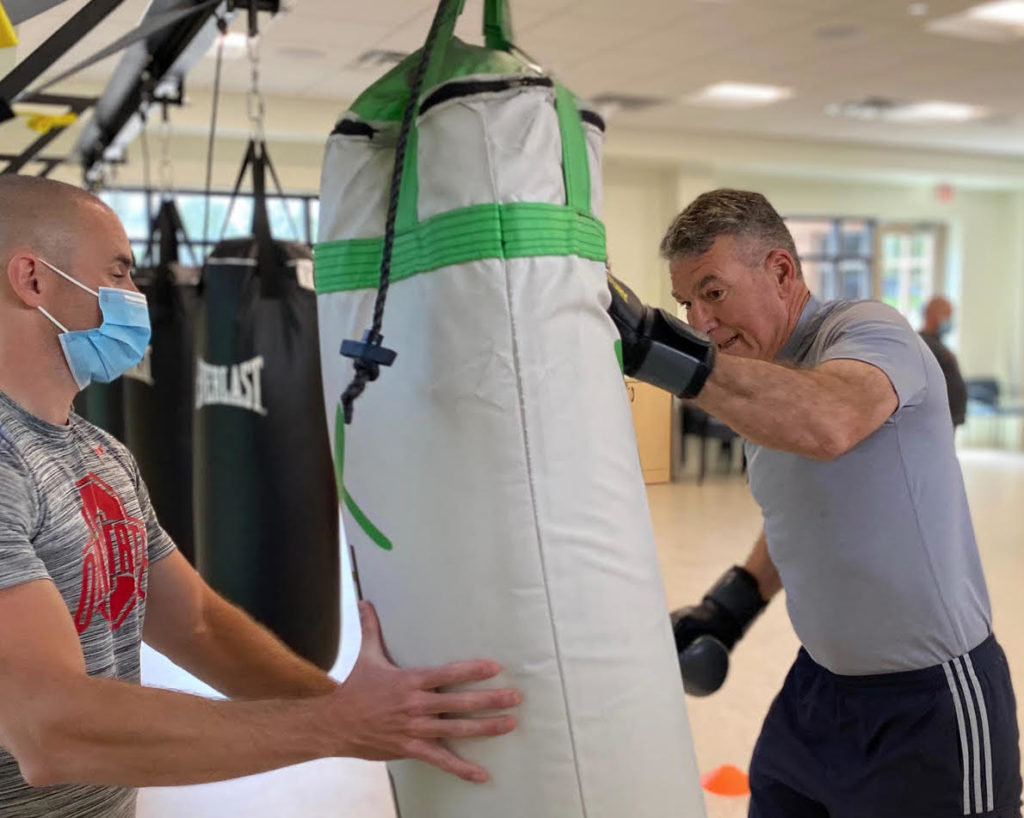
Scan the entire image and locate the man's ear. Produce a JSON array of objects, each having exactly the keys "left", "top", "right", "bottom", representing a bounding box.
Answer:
[
  {"left": 6, "top": 253, "right": 46, "bottom": 308},
  {"left": 767, "top": 249, "right": 799, "bottom": 293}
]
